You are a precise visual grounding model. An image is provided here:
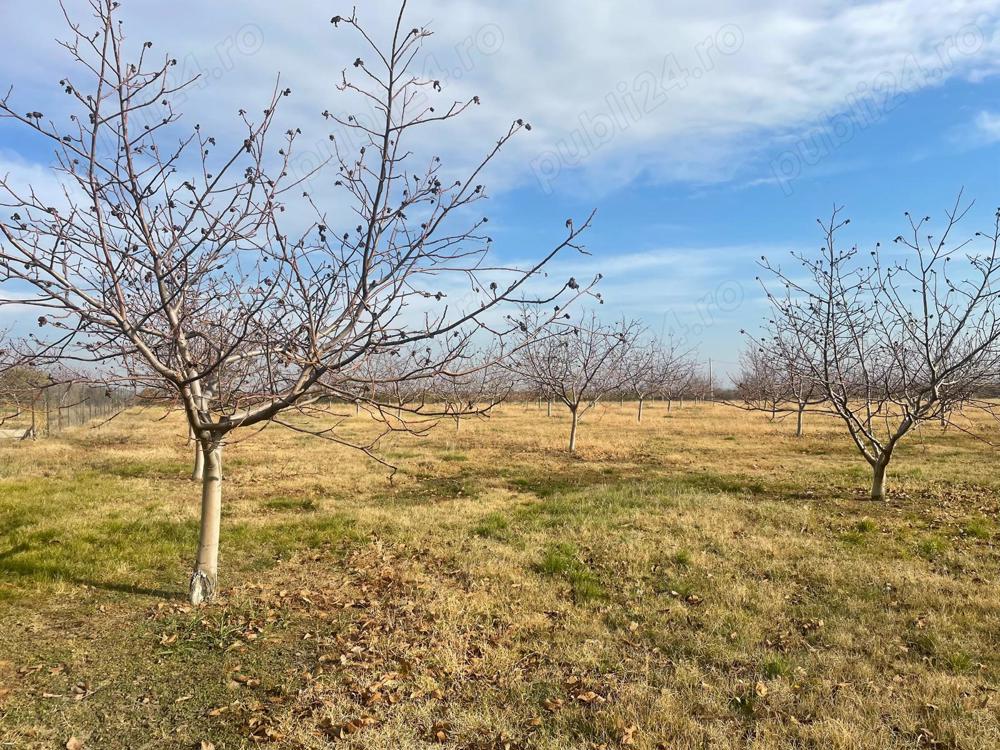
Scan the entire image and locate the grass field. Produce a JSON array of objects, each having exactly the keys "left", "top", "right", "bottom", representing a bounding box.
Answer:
[{"left": 0, "top": 402, "right": 998, "bottom": 749}]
